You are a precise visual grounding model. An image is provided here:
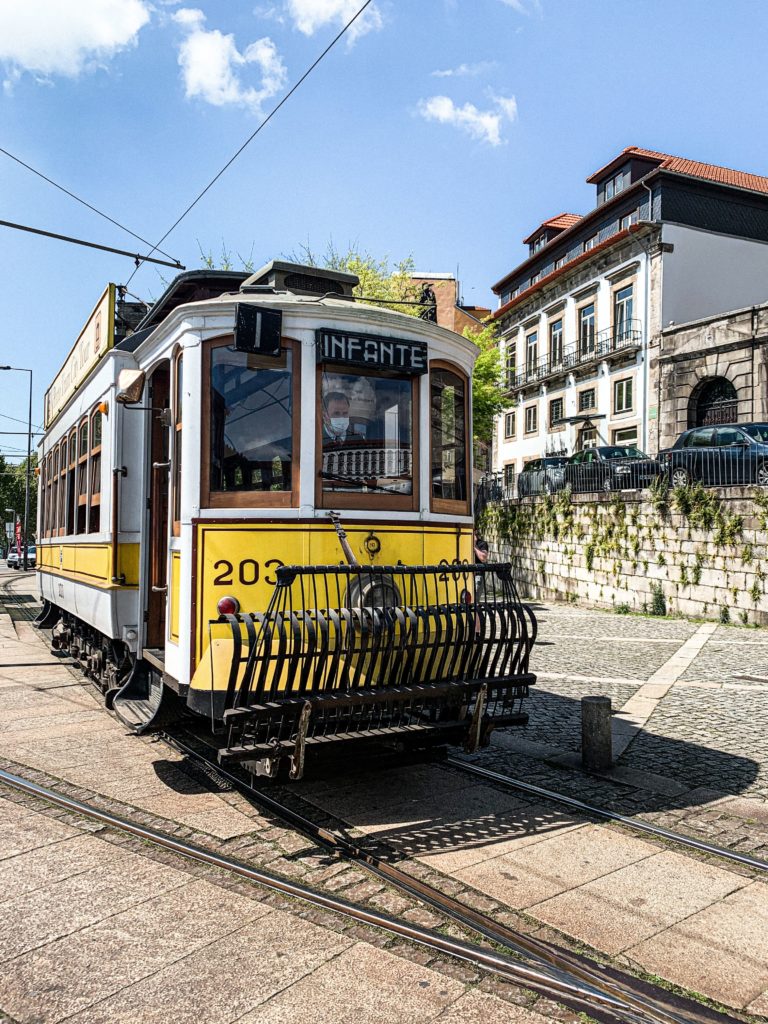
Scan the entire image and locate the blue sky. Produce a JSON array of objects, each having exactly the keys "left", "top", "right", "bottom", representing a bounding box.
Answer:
[{"left": 1, "top": 0, "right": 768, "bottom": 456}]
